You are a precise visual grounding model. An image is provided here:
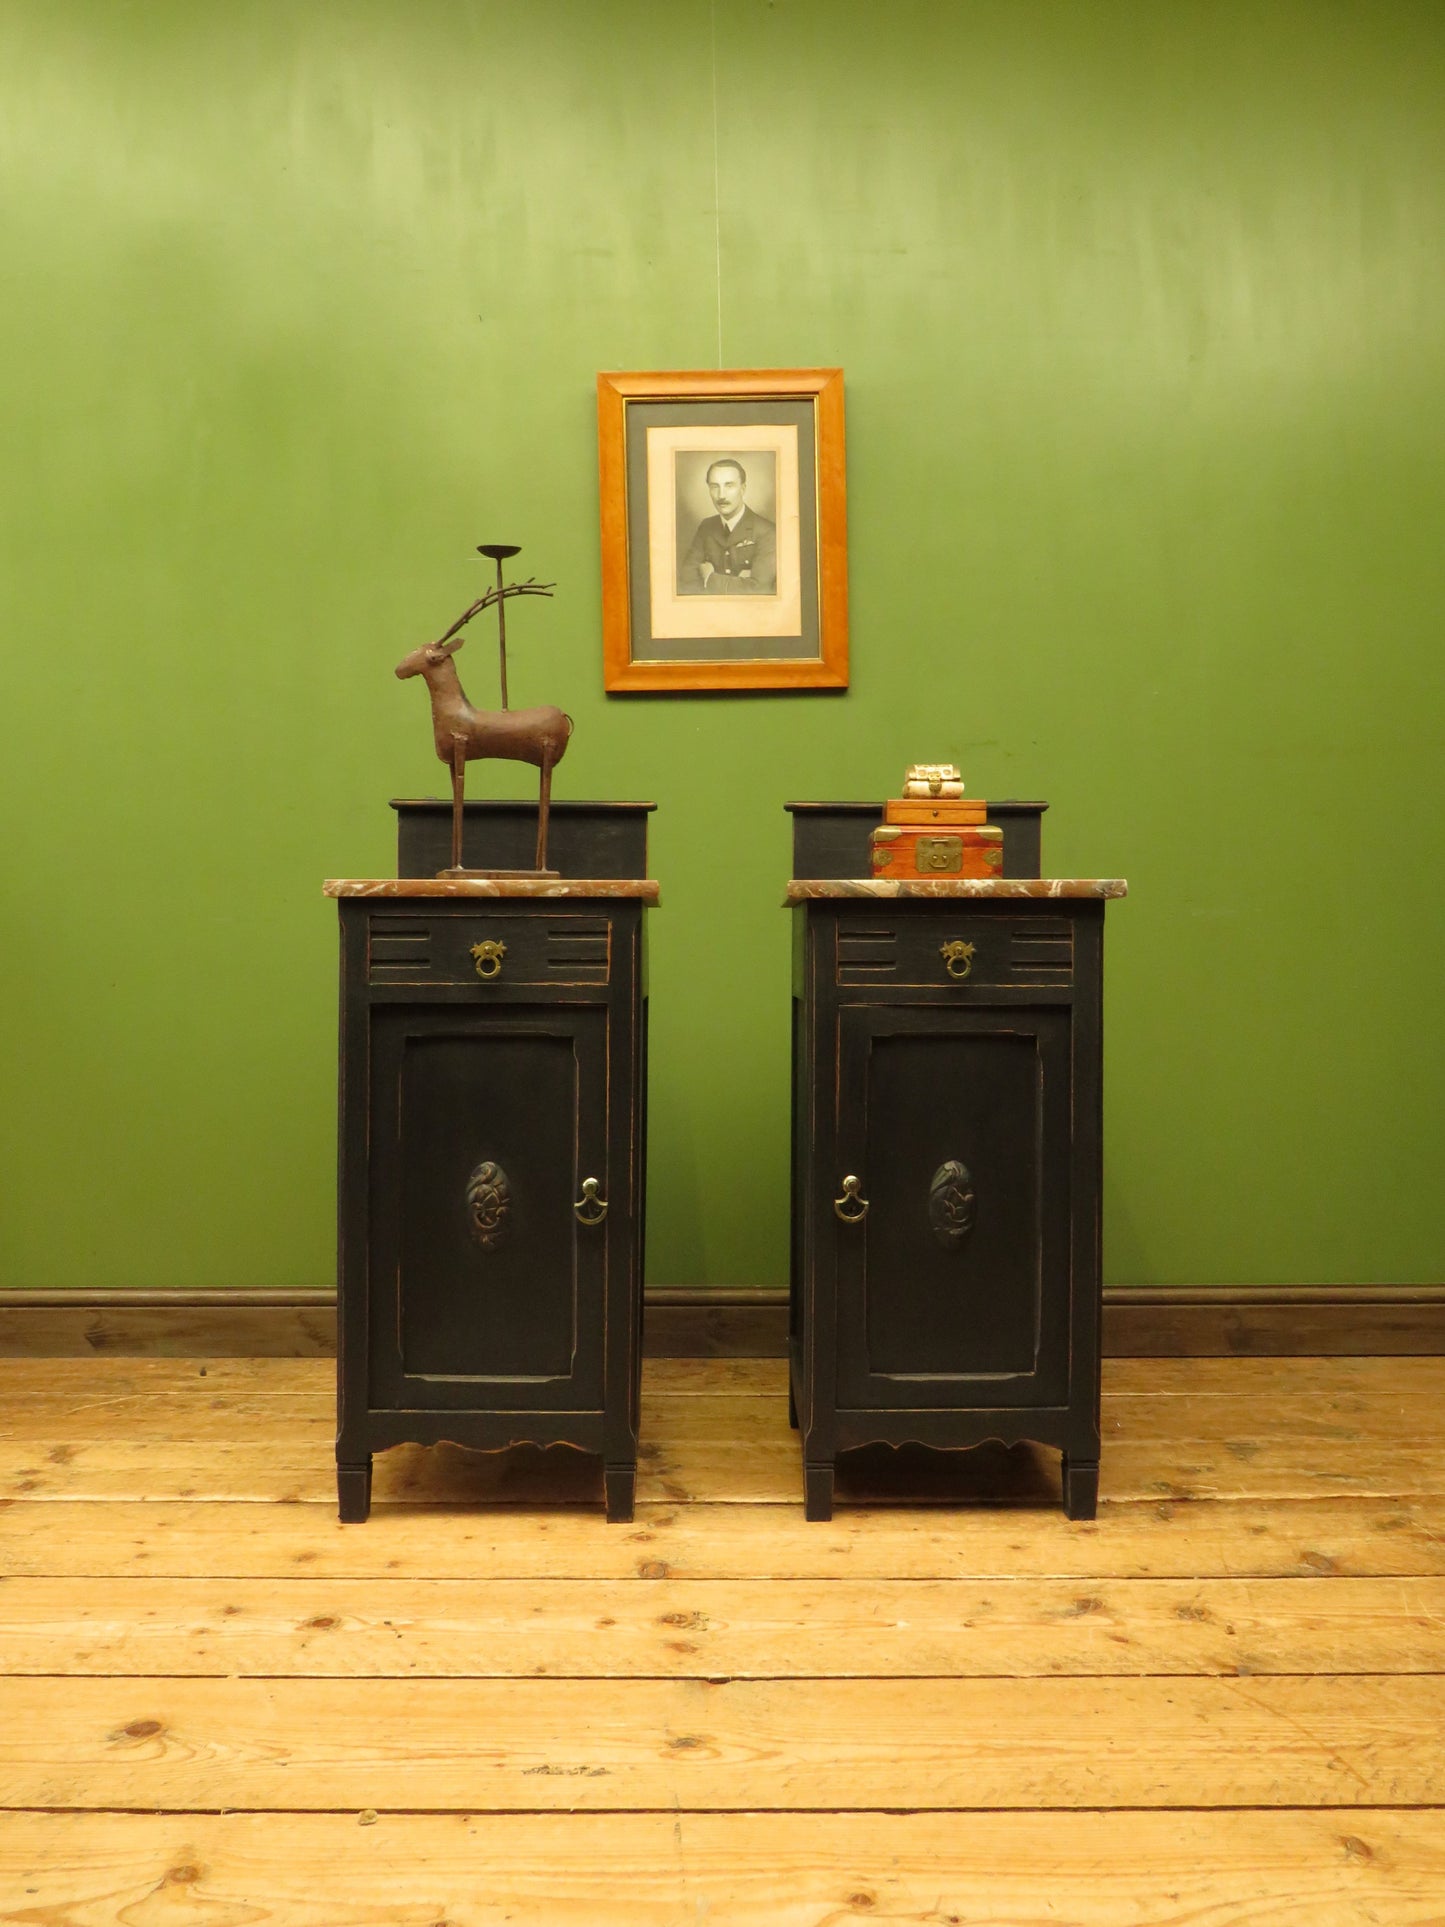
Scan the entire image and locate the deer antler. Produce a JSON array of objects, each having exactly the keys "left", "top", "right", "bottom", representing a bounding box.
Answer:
[{"left": 430, "top": 577, "right": 556, "bottom": 651}]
